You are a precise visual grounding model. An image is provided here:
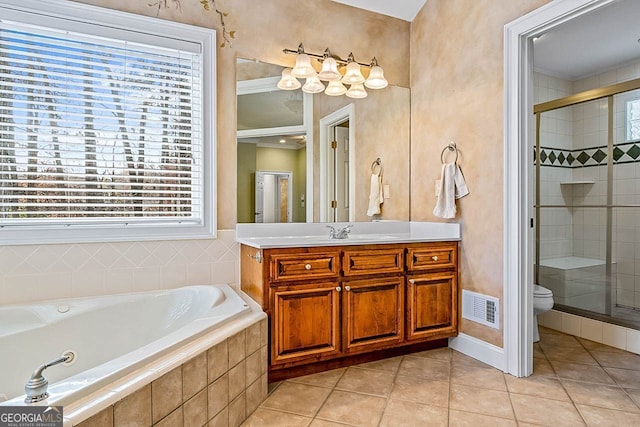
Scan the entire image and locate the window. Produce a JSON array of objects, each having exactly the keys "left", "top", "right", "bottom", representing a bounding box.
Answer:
[
  {"left": 0, "top": 0, "right": 216, "bottom": 244},
  {"left": 626, "top": 98, "right": 640, "bottom": 142}
]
